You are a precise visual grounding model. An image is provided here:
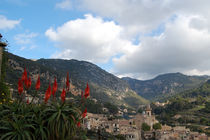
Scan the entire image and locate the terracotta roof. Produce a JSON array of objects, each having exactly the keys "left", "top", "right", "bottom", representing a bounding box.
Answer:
[{"left": 119, "top": 120, "right": 130, "bottom": 126}]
